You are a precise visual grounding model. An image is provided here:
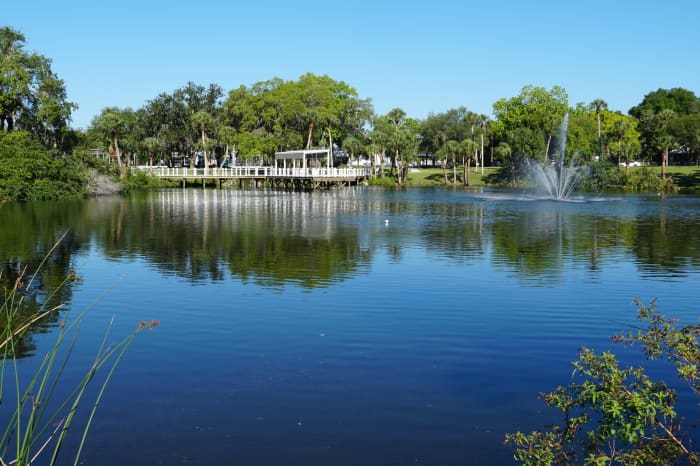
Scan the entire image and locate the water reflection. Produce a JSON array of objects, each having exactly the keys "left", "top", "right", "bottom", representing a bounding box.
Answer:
[{"left": 2, "top": 190, "right": 700, "bottom": 351}]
